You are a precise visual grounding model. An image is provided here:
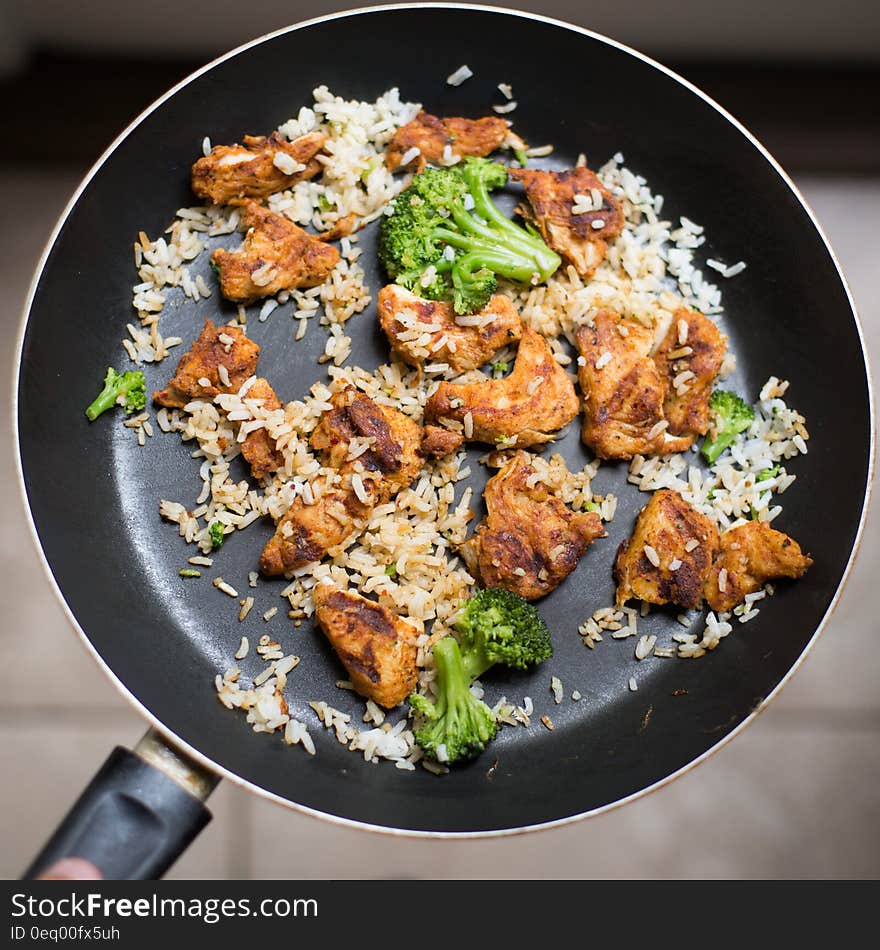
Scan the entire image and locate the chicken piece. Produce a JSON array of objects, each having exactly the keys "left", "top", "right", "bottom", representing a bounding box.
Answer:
[
  {"left": 191, "top": 131, "right": 325, "bottom": 206},
  {"left": 425, "top": 328, "right": 579, "bottom": 447},
  {"left": 377, "top": 285, "right": 522, "bottom": 373},
  {"left": 615, "top": 490, "right": 720, "bottom": 609},
  {"left": 576, "top": 310, "right": 691, "bottom": 459},
  {"left": 259, "top": 478, "right": 373, "bottom": 576},
  {"left": 460, "top": 452, "right": 605, "bottom": 600},
  {"left": 318, "top": 213, "right": 359, "bottom": 242},
  {"left": 420, "top": 425, "right": 464, "bottom": 458},
  {"left": 211, "top": 203, "right": 339, "bottom": 303},
  {"left": 653, "top": 307, "right": 727, "bottom": 439},
  {"left": 312, "top": 586, "right": 419, "bottom": 708},
  {"left": 385, "top": 111, "right": 511, "bottom": 171},
  {"left": 153, "top": 320, "right": 259, "bottom": 409},
  {"left": 509, "top": 166, "right": 624, "bottom": 277},
  {"left": 259, "top": 388, "right": 423, "bottom": 575},
  {"left": 238, "top": 377, "right": 284, "bottom": 480},
  {"left": 309, "top": 387, "right": 423, "bottom": 493},
  {"left": 704, "top": 522, "right": 812, "bottom": 612}
]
